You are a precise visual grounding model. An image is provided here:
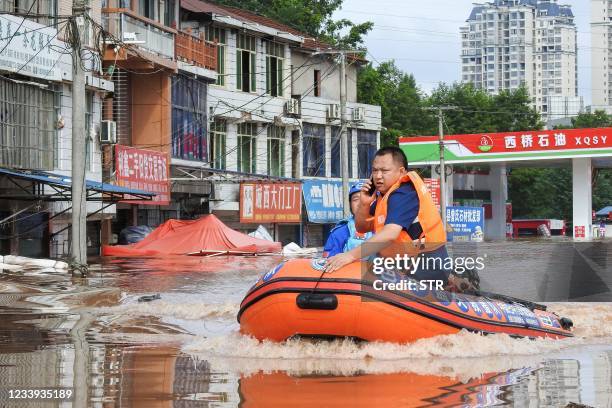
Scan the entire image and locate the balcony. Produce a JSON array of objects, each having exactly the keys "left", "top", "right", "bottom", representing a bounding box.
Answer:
[
  {"left": 175, "top": 29, "right": 217, "bottom": 71},
  {"left": 102, "top": 9, "right": 175, "bottom": 61}
]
